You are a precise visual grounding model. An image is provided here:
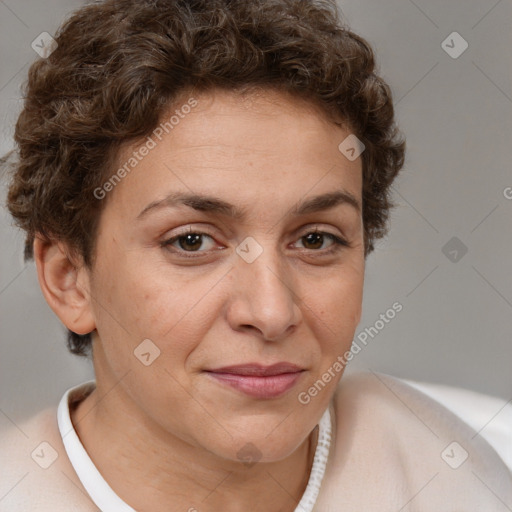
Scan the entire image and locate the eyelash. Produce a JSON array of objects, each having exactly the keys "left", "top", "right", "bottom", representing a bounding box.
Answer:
[{"left": 160, "top": 228, "right": 350, "bottom": 259}]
